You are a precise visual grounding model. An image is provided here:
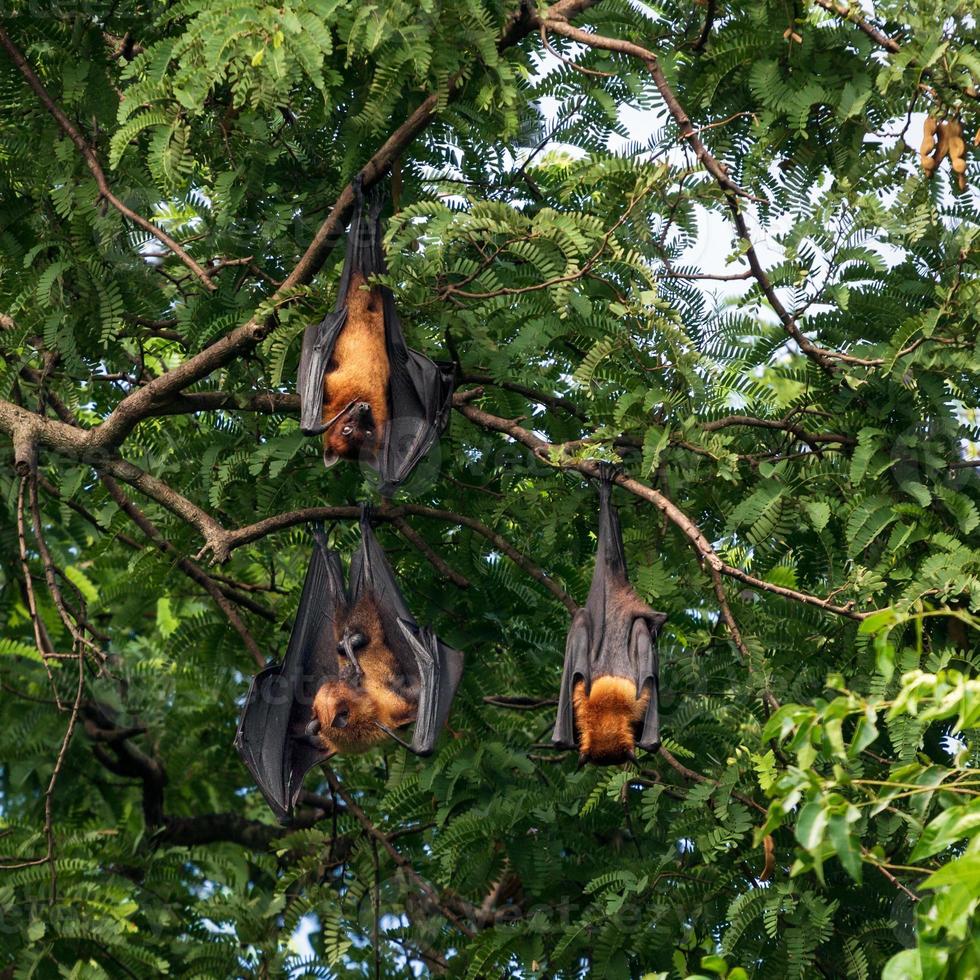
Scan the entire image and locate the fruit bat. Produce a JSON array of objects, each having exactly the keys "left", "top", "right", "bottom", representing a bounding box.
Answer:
[
  {"left": 234, "top": 512, "right": 464, "bottom": 820},
  {"left": 552, "top": 467, "right": 667, "bottom": 766},
  {"left": 297, "top": 176, "right": 454, "bottom": 494}
]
